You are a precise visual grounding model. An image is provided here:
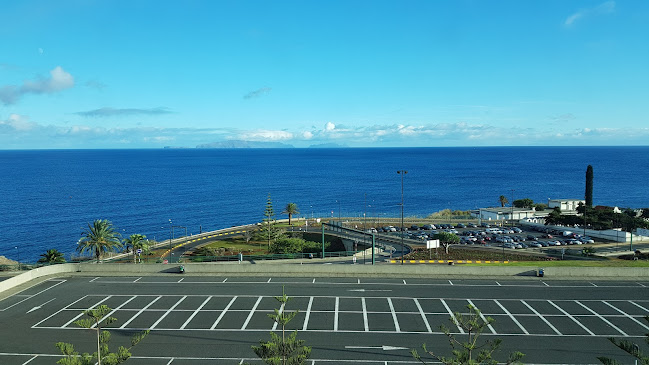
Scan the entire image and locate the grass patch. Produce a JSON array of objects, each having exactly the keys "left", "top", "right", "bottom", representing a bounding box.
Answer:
[{"left": 199, "top": 238, "right": 269, "bottom": 255}]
